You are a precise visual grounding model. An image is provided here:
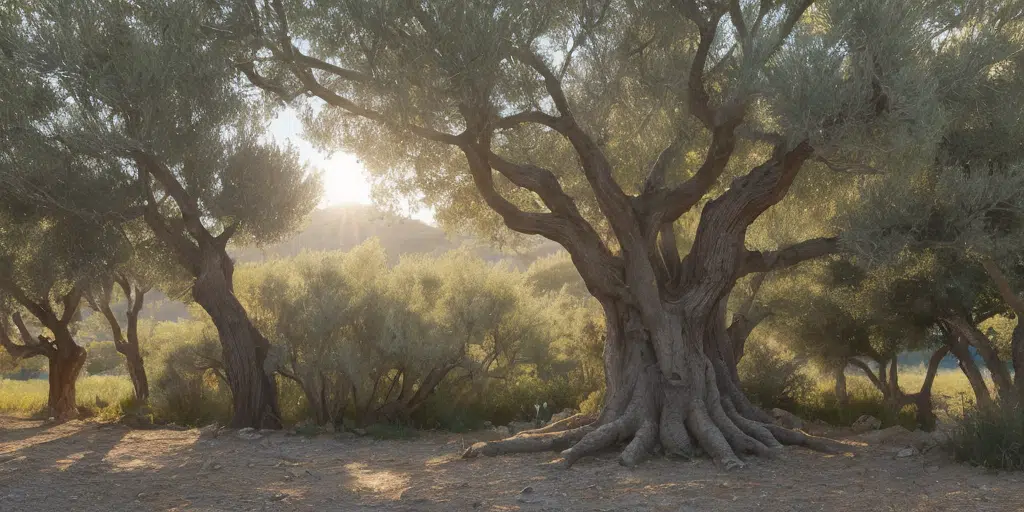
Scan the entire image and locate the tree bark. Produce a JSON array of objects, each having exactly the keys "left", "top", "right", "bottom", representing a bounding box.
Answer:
[
  {"left": 91, "top": 277, "right": 150, "bottom": 402},
  {"left": 834, "top": 366, "right": 849, "bottom": 407},
  {"left": 0, "top": 291, "right": 86, "bottom": 422},
  {"left": 943, "top": 326, "right": 994, "bottom": 409},
  {"left": 944, "top": 314, "right": 1015, "bottom": 403},
  {"left": 192, "top": 251, "right": 282, "bottom": 429},
  {"left": 463, "top": 143, "right": 849, "bottom": 468},
  {"left": 48, "top": 330, "right": 87, "bottom": 422}
]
